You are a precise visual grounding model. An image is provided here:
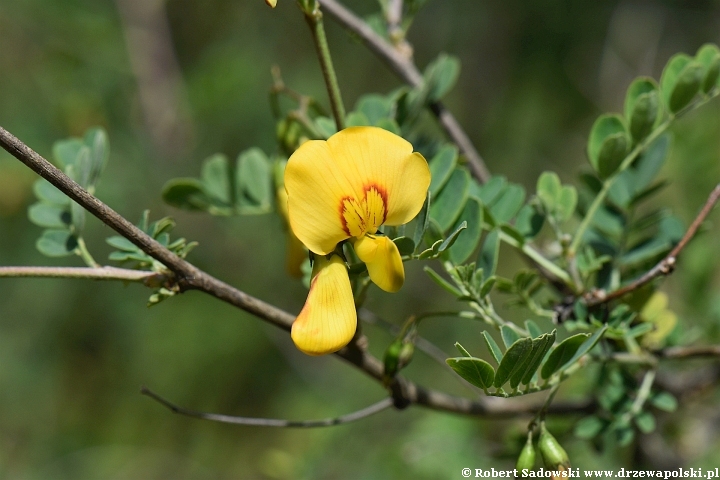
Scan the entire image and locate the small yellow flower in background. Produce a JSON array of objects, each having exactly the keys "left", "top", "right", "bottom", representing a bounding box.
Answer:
[
  {"left": 265, "top": 0, "right": 277, "bottom": 8},
  {"left": 285, "top": 126, "right": 431, "bottom": 355}
]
